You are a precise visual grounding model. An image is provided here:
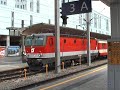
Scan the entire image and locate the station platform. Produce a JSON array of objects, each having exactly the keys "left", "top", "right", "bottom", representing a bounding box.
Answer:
[{"left": 0, "top": 56, "right": 28, "bottom": 72}]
